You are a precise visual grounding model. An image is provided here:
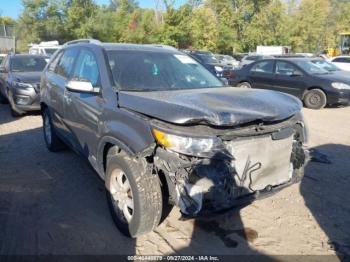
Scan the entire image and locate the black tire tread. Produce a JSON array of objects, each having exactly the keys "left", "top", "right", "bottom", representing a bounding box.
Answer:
[
  {"left": 303, "top": 88, "right": 327, "bottom": 110},
  {"left": 43, "top": 108, "right": 65, "bottom": 152},
  {"left": 106, "top": 148, "right": 162, "bottom": 237}
]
